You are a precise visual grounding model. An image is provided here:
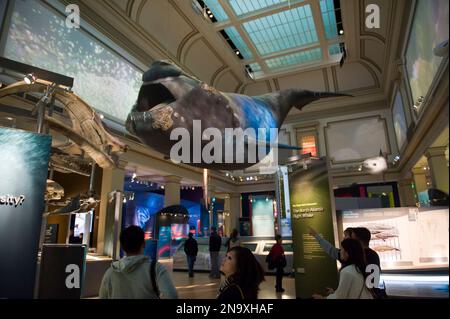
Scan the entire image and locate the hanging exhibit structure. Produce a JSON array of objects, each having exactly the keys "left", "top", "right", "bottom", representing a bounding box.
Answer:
[
  {"left": 0, "top": 57, "right": 130, "bottom": 298},
  {"left": 126, "top": 60, "right": 351, "bottom": 170}
]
